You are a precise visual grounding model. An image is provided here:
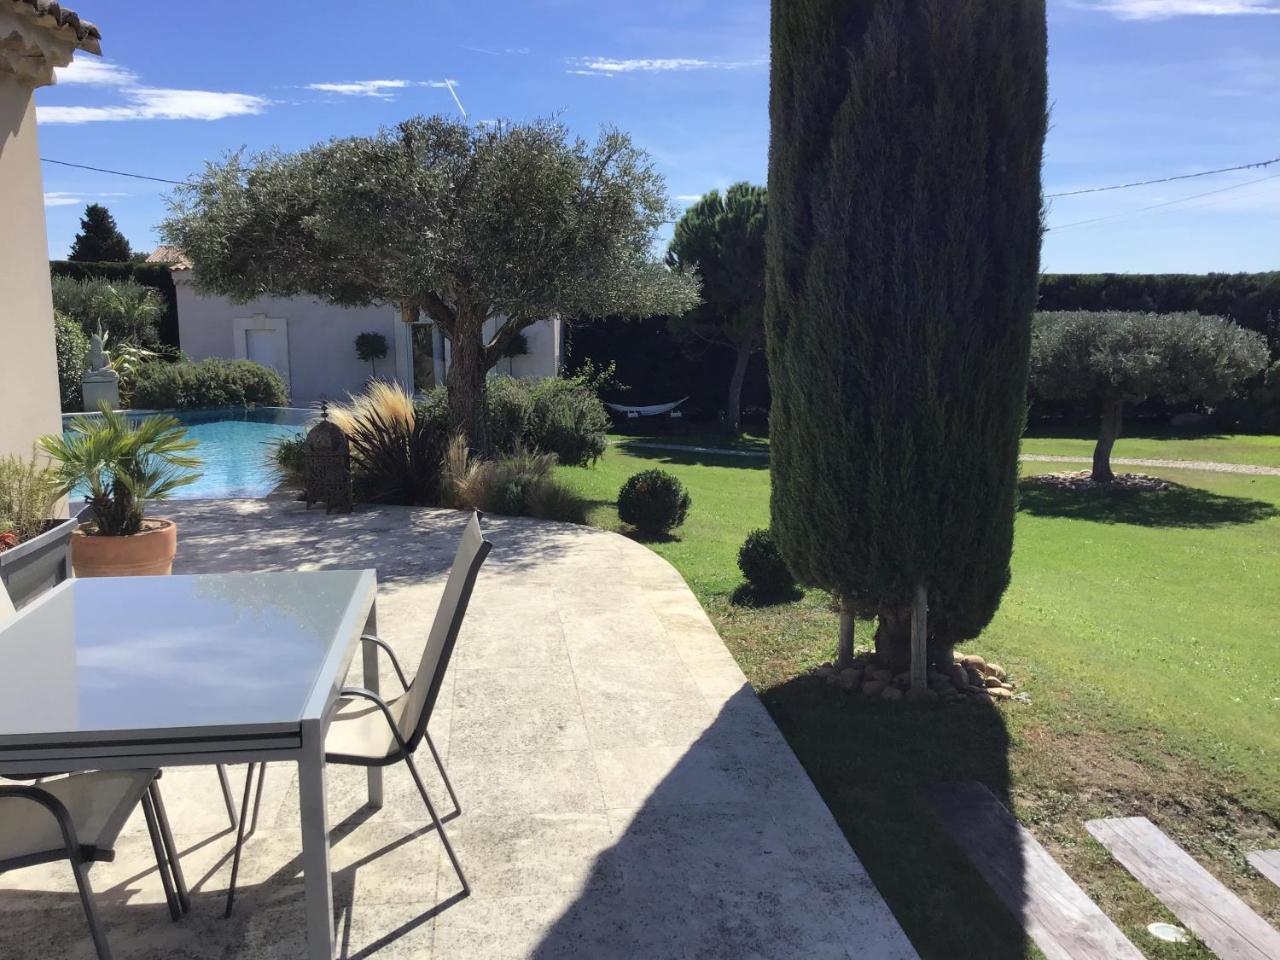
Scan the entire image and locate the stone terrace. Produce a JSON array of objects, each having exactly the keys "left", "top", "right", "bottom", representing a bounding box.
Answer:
[{"left": 0, "top": 501, "right": 917, "bottom": 959}]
